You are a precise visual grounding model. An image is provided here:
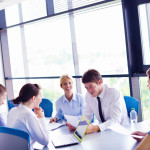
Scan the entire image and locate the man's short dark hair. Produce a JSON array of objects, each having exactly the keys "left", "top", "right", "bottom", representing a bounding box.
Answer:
[{"left": 82, "top": 69, "right": 103, "bottom": 84}]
